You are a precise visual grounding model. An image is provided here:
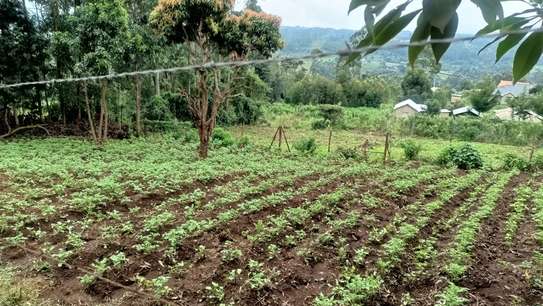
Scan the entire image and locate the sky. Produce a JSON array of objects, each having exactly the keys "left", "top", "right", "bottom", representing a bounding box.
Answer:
[{"left": 235, "top": 0, "right": 532, "bottom": 34}]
